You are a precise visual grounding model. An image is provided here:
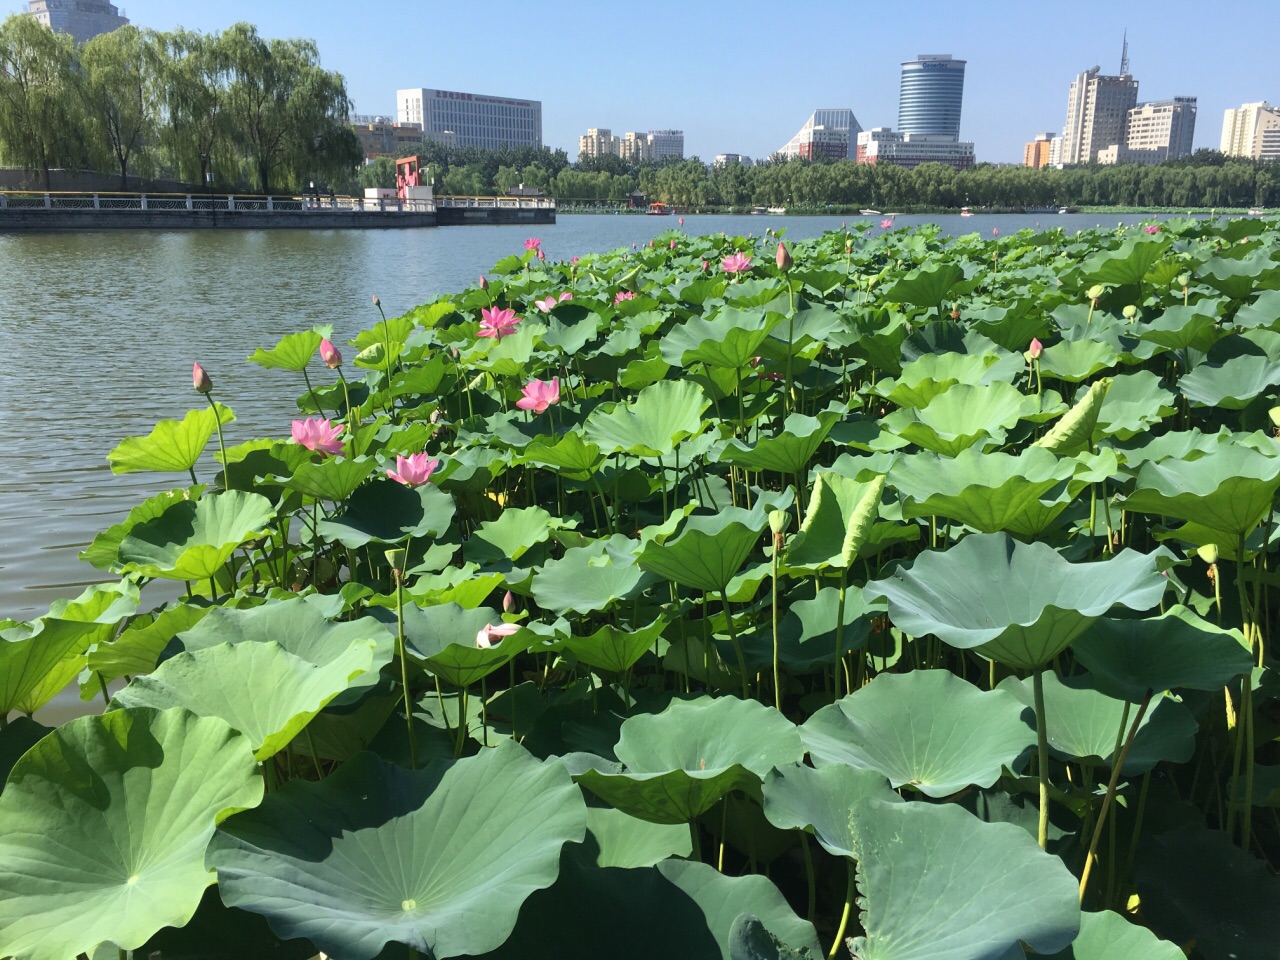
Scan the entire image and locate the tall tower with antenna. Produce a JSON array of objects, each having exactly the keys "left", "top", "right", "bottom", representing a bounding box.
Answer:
[{"left": 1119, "top": 30, "right": 1130, "bottom": 76}]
